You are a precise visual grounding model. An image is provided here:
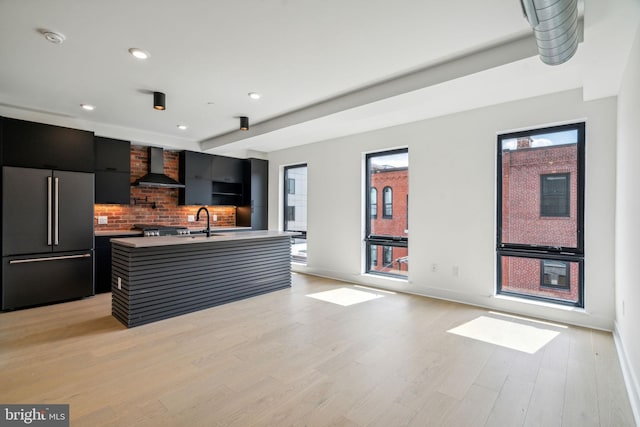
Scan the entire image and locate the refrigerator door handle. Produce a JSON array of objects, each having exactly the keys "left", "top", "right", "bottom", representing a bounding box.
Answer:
[
  {"left": 9, "top": 253, "right": 92, "bottom": 264},
  {"left": 47, "top": 176, "right": 53, "bottom": 246},
  {"left": 54, "top": 177, "right": 59, "bottom": 246}
]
